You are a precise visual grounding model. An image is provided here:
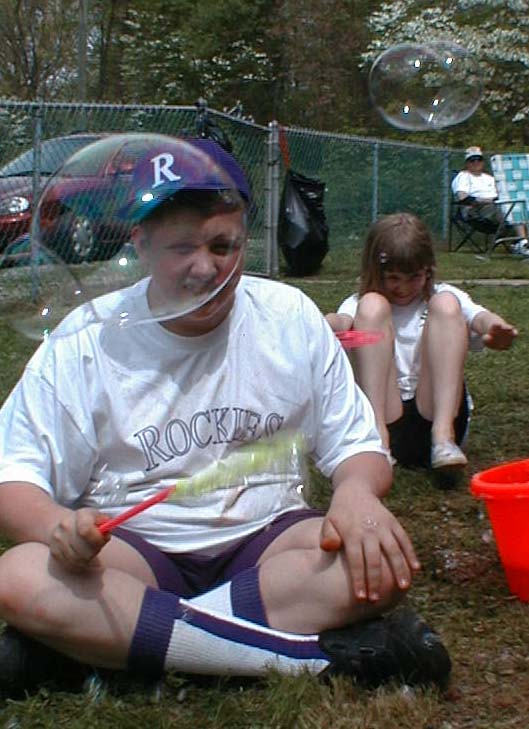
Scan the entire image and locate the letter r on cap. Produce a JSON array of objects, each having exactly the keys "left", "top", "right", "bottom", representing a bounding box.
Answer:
[{"left": 151, "top": 153, "right": 182, "bottom": 188}]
